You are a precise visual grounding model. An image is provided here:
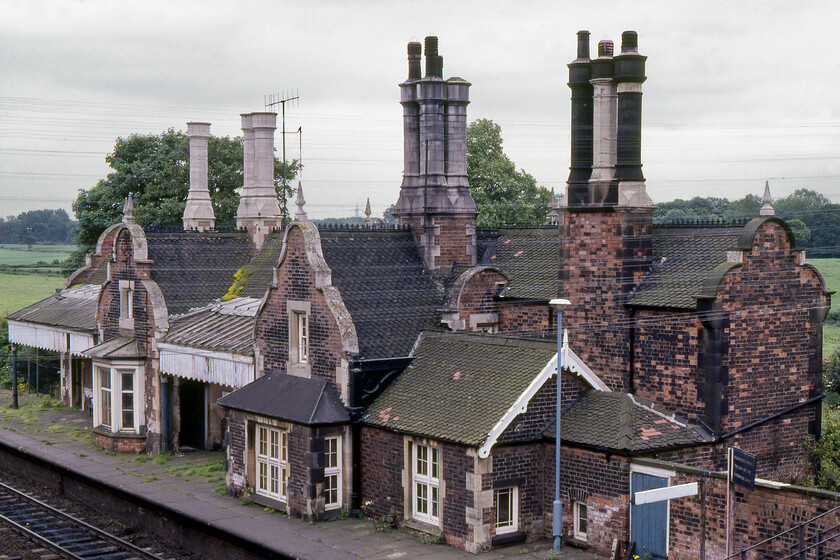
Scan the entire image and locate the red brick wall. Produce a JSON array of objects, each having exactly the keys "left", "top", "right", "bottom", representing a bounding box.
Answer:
[
  {"left": 457, "top": 269, "right": 505, "bottom": 329},
  {"left": 641, "top": 460, "right": 840, "bottom": 560},
  {"left": 359, "top": 426, "right": 405, "bottom": 520},
  {"left": 559, "top": 208, "right": 653, "bottom": 392},
  {"left": 401, "top": 214, "right": 476, "bottom": 272},
  {"left": 93, "top": 431, "right": 146, "bottom": 453},
  {"left": 497, "top": 374, "right": 587, "bottom": 445},
  {"left": 498, "top": 302, "right": 552, "bottom": 338},
  {"left": 488, "top": 444, "right": 547, "bottom": 539},
  {"left": 719, "top": 222, "right": 824, "bottom": 434},
  {"left": 543, "top": 444, "right": 631, "bottom": 556},
  {"left": 633, "top": 310, "right": 704, "bottom": 420},
  {"left": 254, "top": 226, "right": 347, "bottom": 392}
]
